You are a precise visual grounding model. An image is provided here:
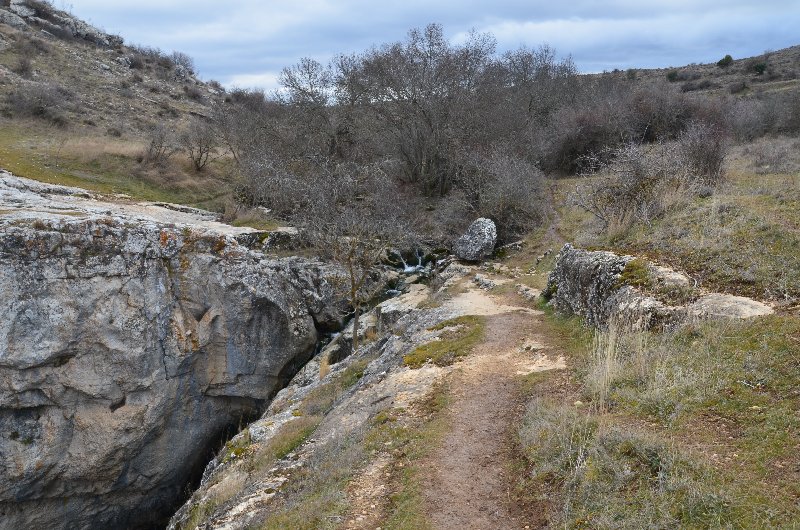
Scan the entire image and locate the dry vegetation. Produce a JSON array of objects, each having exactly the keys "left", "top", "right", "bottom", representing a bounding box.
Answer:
[
  {"left": 3, "top": 9, "right": 800, "bottom": 527},
  {"left": 515, "top": 304, "right": 800, "bottom": 528}
]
